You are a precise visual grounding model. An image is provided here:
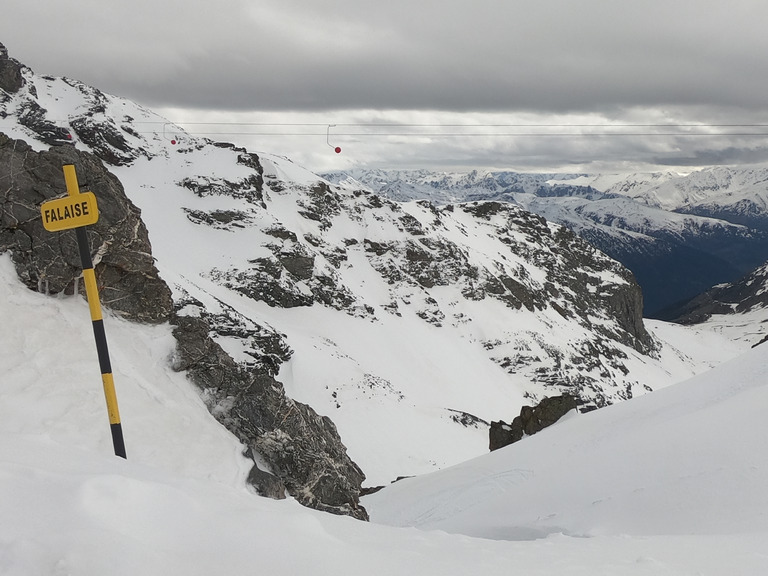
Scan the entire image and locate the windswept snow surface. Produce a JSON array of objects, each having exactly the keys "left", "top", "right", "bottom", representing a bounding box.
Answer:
[
  {"left": 365, "top": 341, "right": 768, "bottom": 540},
  {"left": 2, "top": 254, "right": 768, "bottom": 574}
]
